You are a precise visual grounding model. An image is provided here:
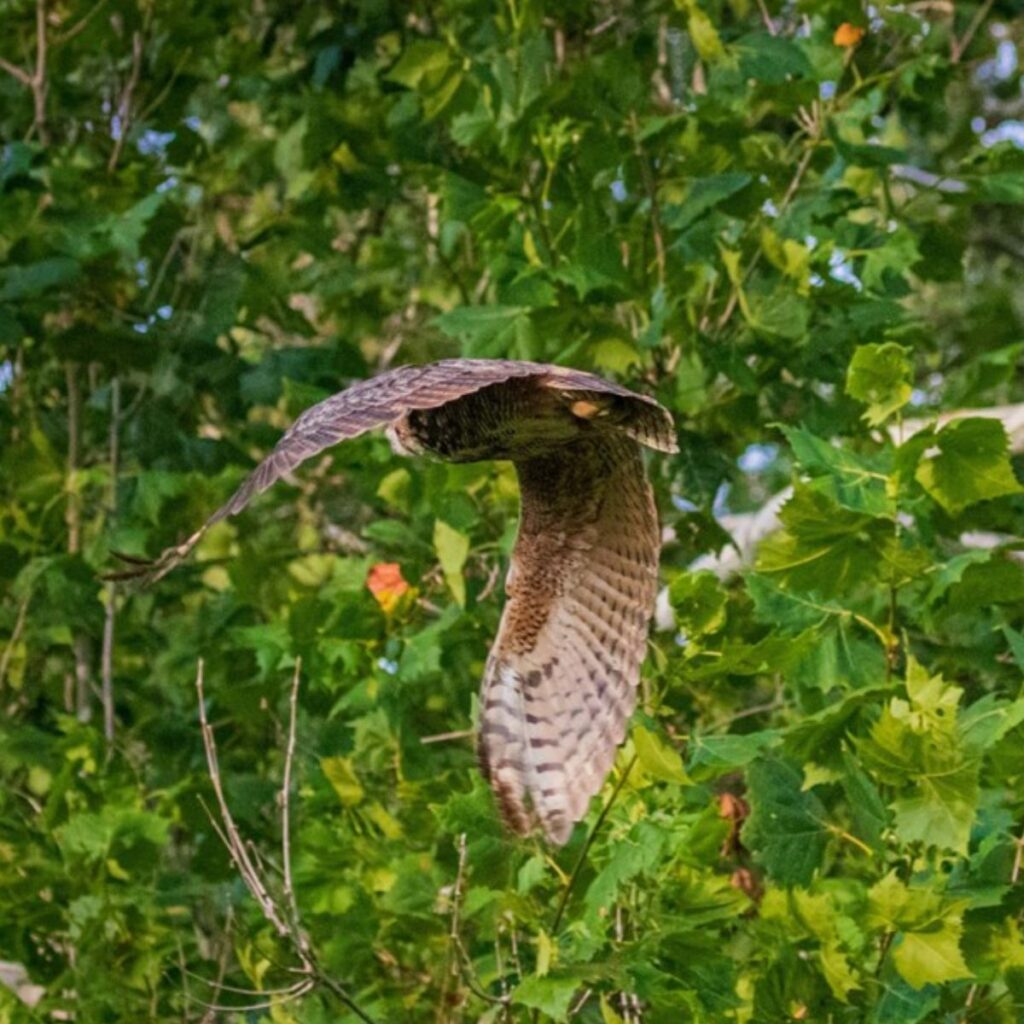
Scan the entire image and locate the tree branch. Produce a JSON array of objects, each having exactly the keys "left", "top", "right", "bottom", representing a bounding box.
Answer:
[
  {"left": 194, "top": 660, "right": 378, "bottom": 1024},
  {"left": 950, "top": 0, "right": 995, "bottom": 63},
  {"left": 101, "top": 377, "right": 121, "bottom": 746},
  {"left": 107, "top": 30, "right": 144, "bottom": 173},
  {"left": 0, "top": 57, "right": 32, "bottom": 87}
]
